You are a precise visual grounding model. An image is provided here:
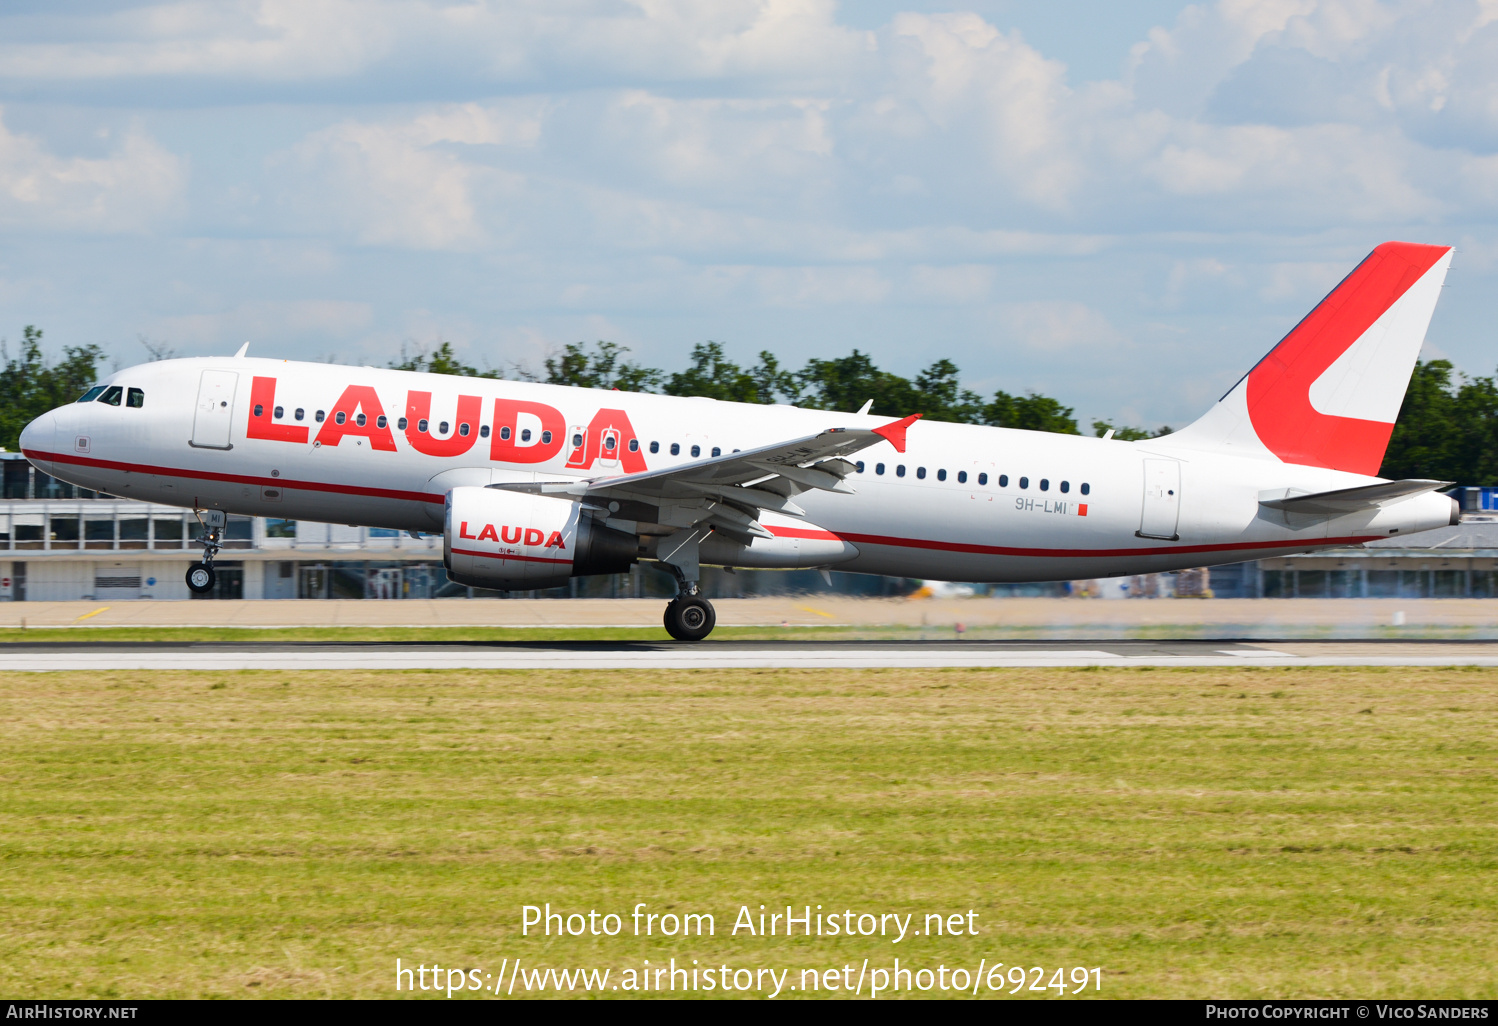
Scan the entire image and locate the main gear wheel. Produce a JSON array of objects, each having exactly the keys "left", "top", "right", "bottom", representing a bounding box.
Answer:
[{"left": 663, "top": 594, "right": 716, "bottom": 641}]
